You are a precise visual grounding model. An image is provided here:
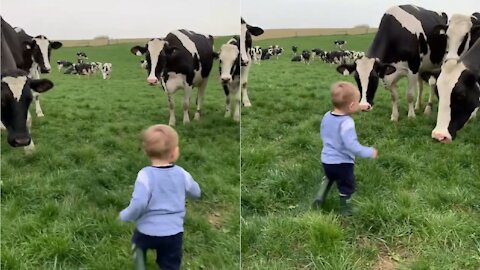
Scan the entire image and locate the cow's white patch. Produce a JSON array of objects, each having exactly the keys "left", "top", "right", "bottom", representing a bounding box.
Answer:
[
  {"left": 240, "top": 23, "right": 250, "bottom": 64},
  {"left": 164, "top": 72, "right": 187, "bottom": 93},
  {"left": 136, "top": 51, "right": 142, "bottom": 56},
  {"left": 445, "top": 14, "right": 473, "bottom": 60},
  {"left": 355, "top": 57, "right": 376, "bottom": 106},
  {"left": 147, "top": 39, "right": 167, "bottom": 81},
  {"left": 33, "top": 37, "right": 51, "bottom": 70},
  {"left": 386, "top": 6, "right": 424, "bottom": 36},
  {"left": 219, "top": 44, "right": 239, "bottom": 81},
  {"left": 432, "top": 60, "right": 467, "bottom": 139},
  {"left": 171, "top": 30, "right": 198, "bottom": 56},
  {"left": 2, "top": 76, "right": 27, "bottom": 101}
]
